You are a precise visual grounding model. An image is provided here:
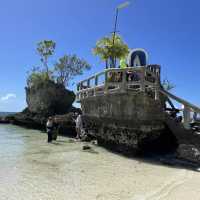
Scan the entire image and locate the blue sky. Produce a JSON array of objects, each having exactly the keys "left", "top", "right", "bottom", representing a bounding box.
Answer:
[{"left": 0, "top": 0, "right": 200, "bottom": 112}]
